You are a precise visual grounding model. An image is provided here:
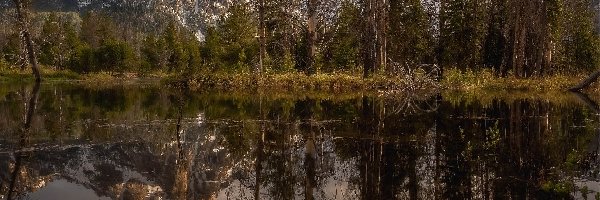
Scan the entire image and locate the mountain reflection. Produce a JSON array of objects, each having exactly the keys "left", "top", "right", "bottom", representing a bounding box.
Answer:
[{"left": 0, "top": 83, "right": 599, "bottom": 199}]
